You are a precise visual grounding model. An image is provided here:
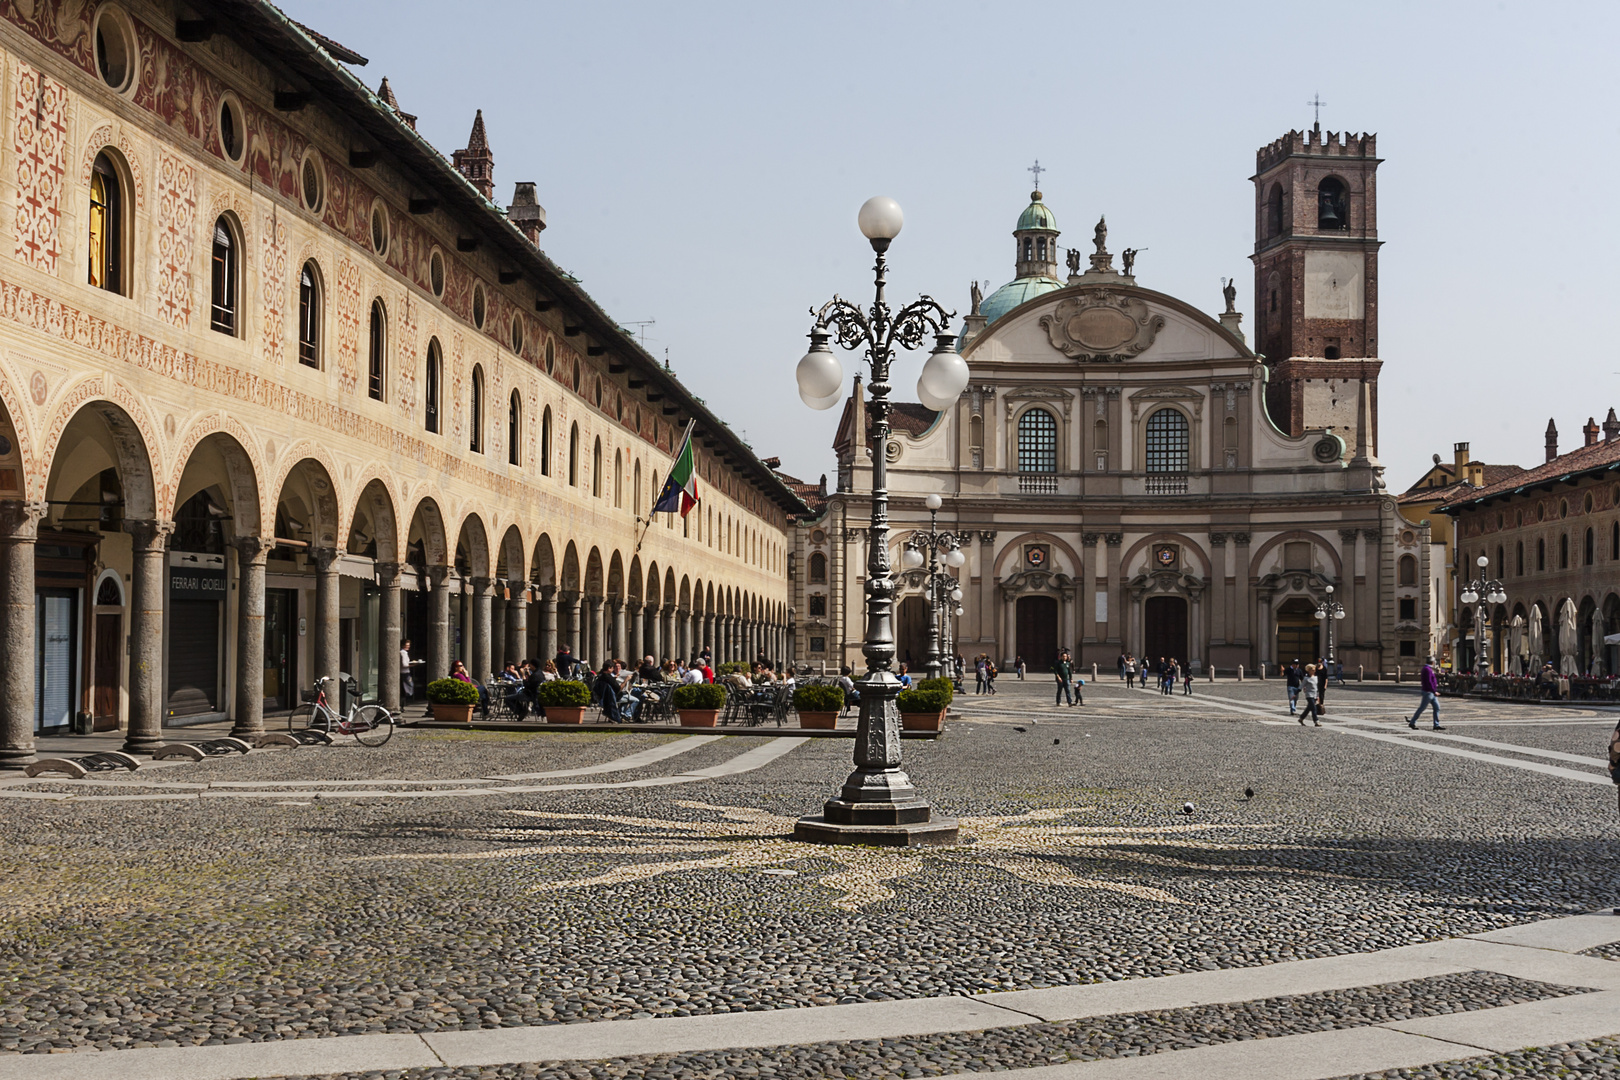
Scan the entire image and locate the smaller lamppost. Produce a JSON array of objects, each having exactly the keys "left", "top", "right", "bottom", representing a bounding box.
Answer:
[
  {"left": 1314, "top": 584, "right": 1347, "bottom": 669},
  {"left": 1459, "top": 554, "right": 1506, "bottom": 677},
  {"left": 901, "top": 493, "right": 967, "bottom": 680}
]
